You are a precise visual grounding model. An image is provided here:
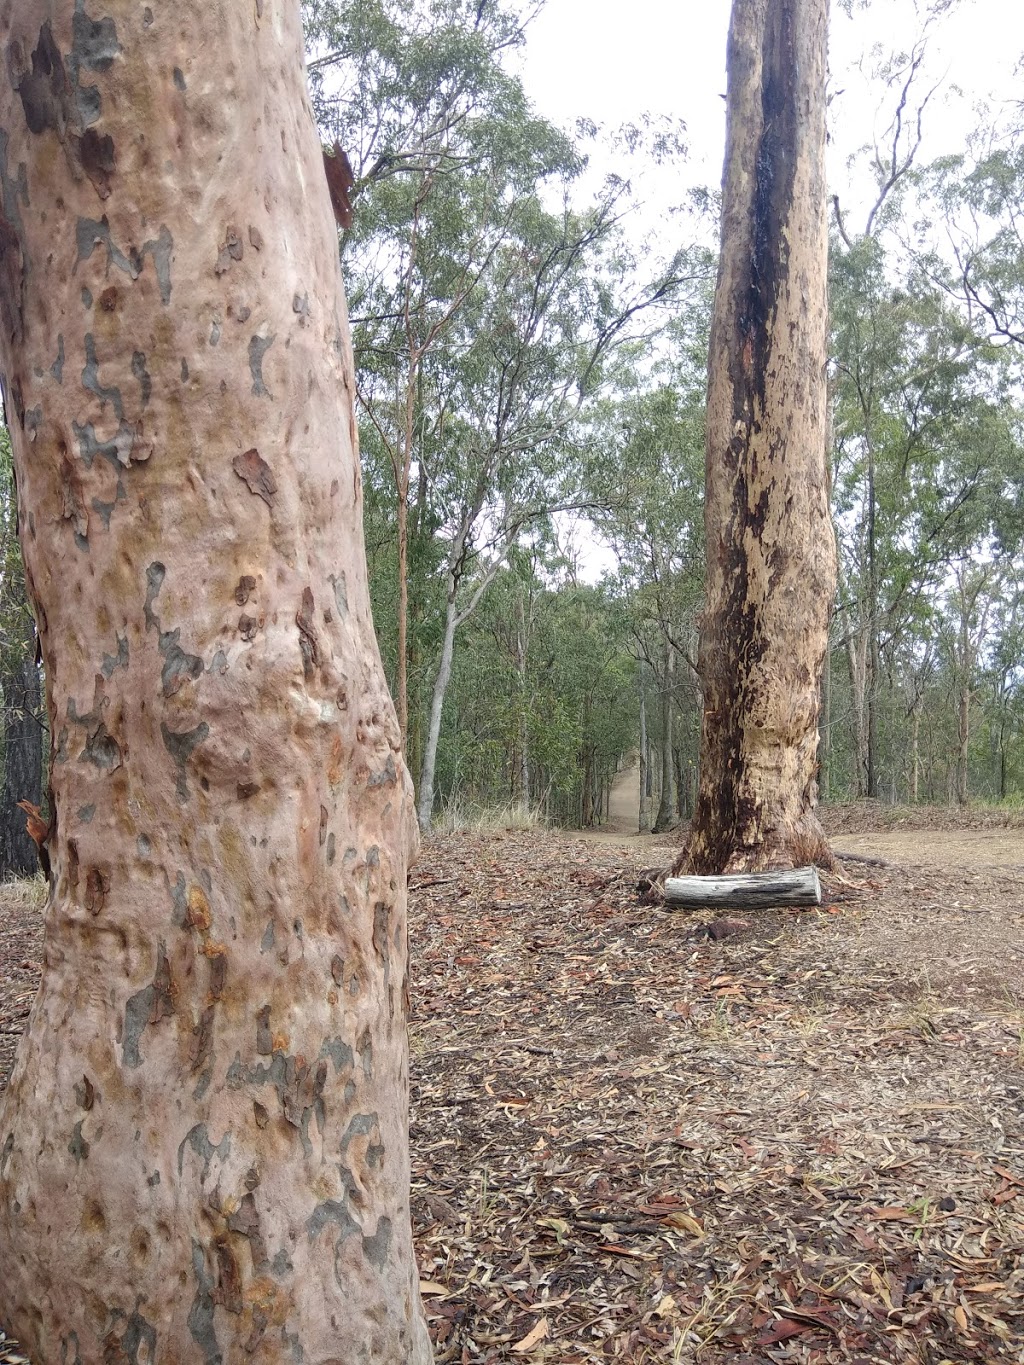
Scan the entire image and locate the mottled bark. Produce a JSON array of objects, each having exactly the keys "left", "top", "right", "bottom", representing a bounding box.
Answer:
[
  {"left": 685, "top": 0, "right": 836, "bottom": 875},
  {"left": 0, "top": 602, "right": 42, "bottom": 878},
  {"left": 0, "top": 2, "right": 431, "bottom": 1361}
]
